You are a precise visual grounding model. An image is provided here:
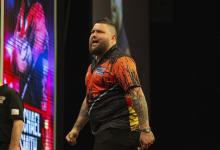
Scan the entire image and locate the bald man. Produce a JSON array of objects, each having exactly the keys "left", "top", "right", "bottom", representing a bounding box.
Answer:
[
  {"left": 0, "top": 81, "right": 24, "bottom": 150},
  {"left": 66, "top": 17, "right": 155, "bottom": 150}
]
